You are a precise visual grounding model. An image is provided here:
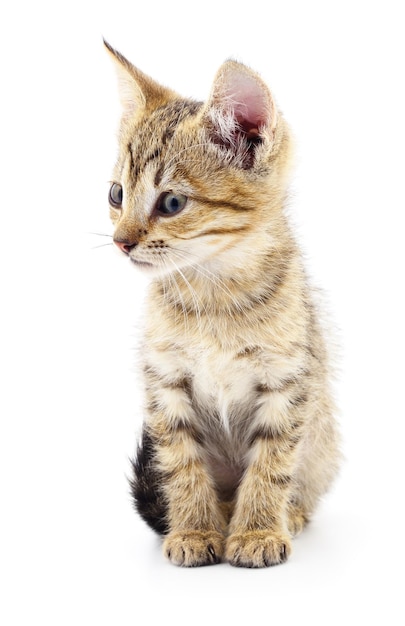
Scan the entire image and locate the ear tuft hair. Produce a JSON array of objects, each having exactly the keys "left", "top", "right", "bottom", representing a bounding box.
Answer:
[{"left": 203, "top": 60, "right": 277, "bottom": 168}]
